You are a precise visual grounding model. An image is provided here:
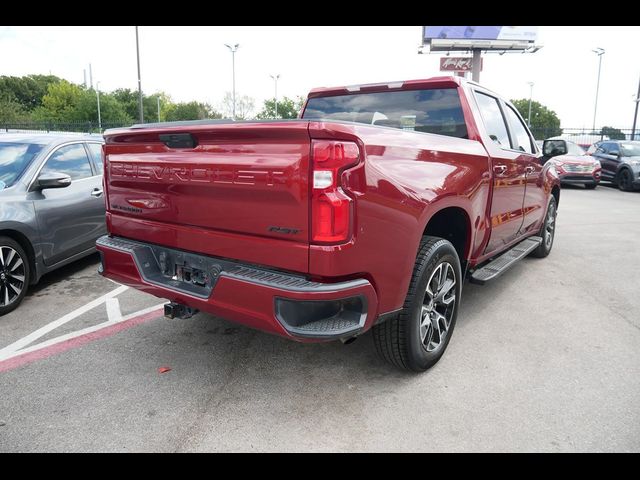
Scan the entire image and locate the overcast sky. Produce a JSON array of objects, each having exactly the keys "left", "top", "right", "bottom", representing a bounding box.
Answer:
[{"left": 1, "top": 26, "right": 639, "bottom": 129}]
